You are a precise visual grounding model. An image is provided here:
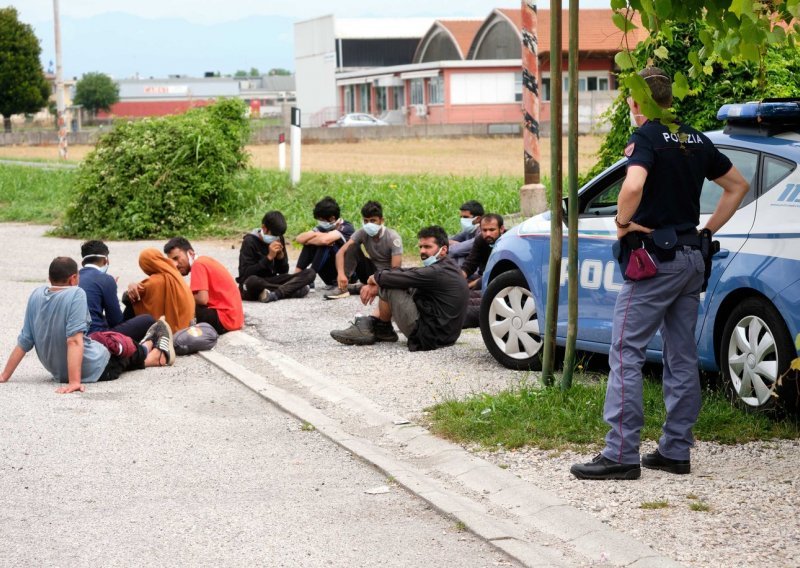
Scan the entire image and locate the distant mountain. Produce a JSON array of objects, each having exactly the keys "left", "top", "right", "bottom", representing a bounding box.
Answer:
[{"left": 31, "top": 12, "right": 295, "bottom": 79}]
